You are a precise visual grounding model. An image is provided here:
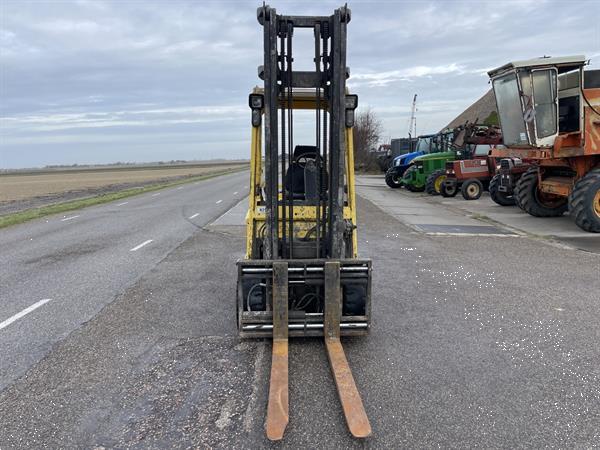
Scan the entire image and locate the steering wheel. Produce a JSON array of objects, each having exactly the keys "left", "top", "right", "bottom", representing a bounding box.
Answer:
[{"left": 294, "top": 153, "right": 317, "bottom": 168}]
